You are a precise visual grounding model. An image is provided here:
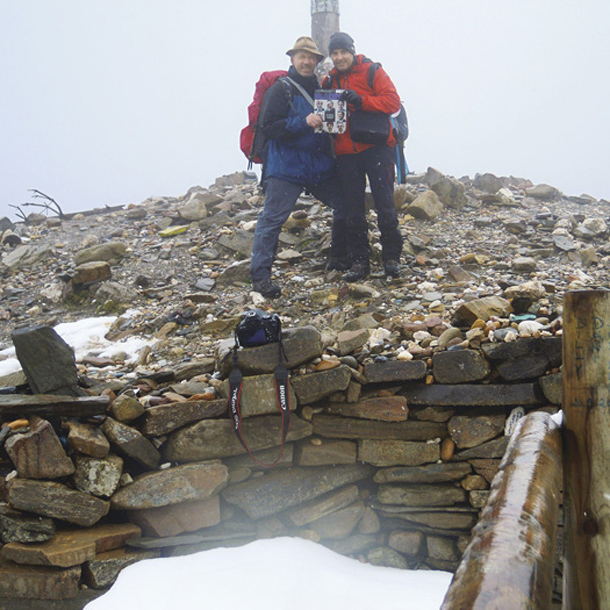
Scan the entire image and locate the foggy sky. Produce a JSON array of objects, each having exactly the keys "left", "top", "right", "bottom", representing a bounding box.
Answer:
[{"left": 1, "top": 0, "right": 609, "bottom": 219}]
